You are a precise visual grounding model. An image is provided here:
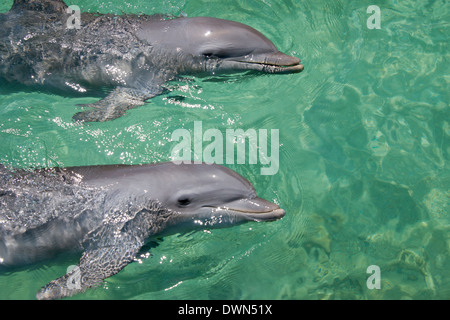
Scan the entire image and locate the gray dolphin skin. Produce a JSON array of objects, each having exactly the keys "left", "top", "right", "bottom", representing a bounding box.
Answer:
[
  {"left": 0, "top": 0, "right": 304, "bottom": 122},
  {"left": 0, "top": 162, "right": 285, "bottom": 299}
]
